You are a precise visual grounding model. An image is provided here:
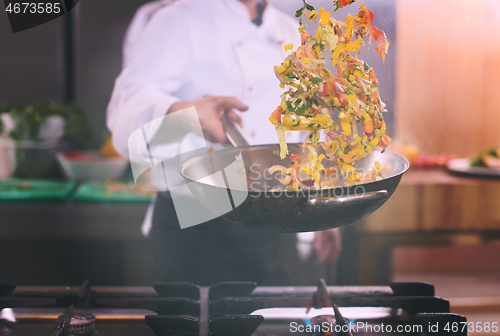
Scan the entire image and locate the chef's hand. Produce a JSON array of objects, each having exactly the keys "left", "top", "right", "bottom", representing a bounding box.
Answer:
[
  {"left": 168, "top": 96, "right": 248, "bottom": 144},
  {"left": 314, "top": 228, "right": 342, "bottom": 265}
]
